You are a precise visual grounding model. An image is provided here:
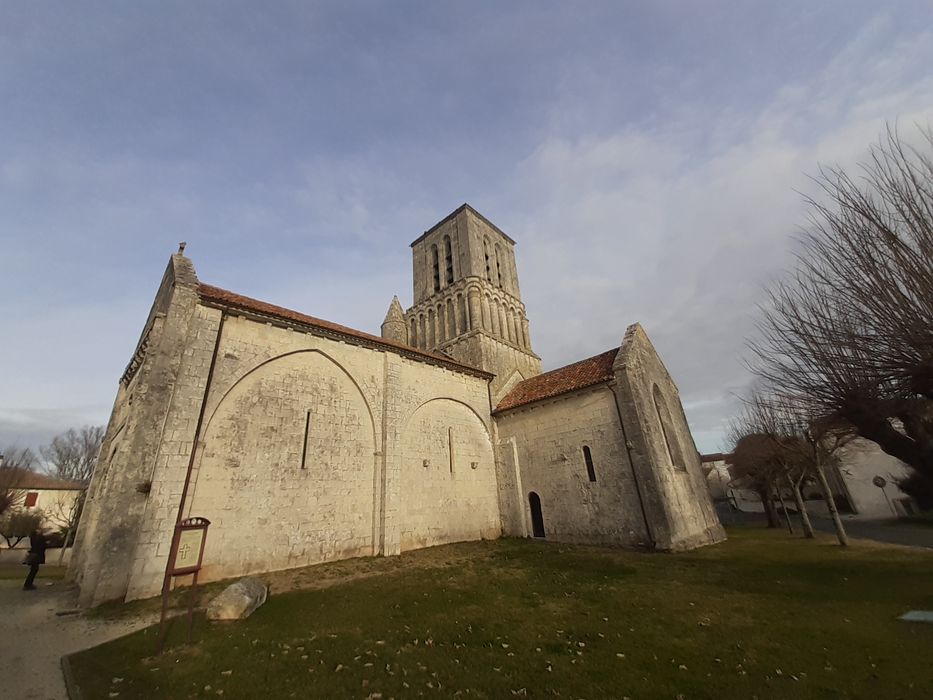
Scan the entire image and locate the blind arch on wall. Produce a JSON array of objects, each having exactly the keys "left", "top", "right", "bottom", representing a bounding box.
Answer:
[{"left": 652, "top": 383, "right": 686, "bottom": 470}]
